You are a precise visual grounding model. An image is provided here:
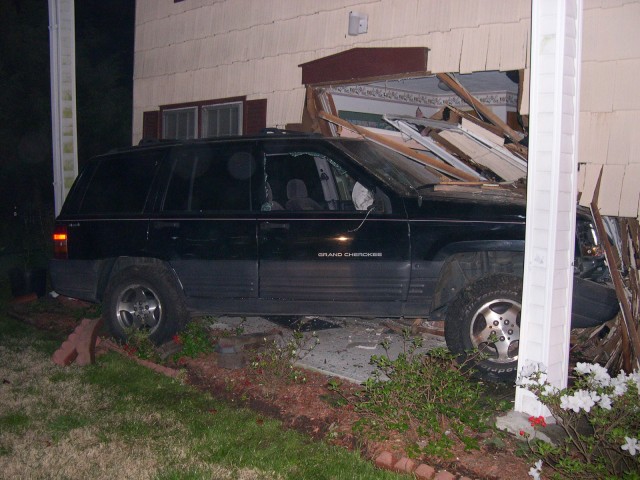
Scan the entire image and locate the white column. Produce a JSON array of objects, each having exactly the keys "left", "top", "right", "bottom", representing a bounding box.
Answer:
[
  {"left": 515, "top": 0, "right": 583, "bottom": 415},
  {"left": 49, "top": 0, "right": 78, "bottom": 217}
]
